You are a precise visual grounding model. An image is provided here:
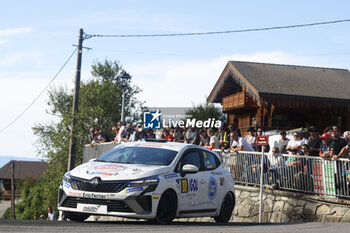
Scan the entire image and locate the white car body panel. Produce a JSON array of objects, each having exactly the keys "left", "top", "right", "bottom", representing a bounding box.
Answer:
[{"left": 57, "top": 141, "right": 235, "bottom": 221}]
